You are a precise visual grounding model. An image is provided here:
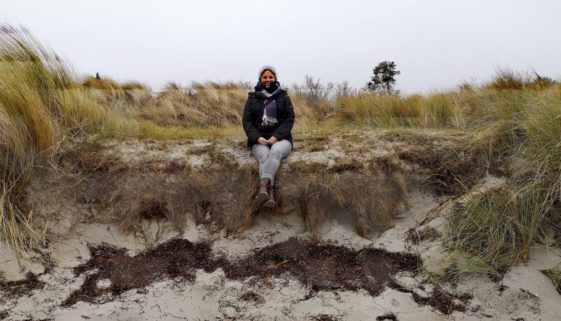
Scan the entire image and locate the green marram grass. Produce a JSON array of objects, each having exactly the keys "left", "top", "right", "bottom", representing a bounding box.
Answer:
[{"left": 443, "top": 87, "right": 561, "bottom": 277}]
